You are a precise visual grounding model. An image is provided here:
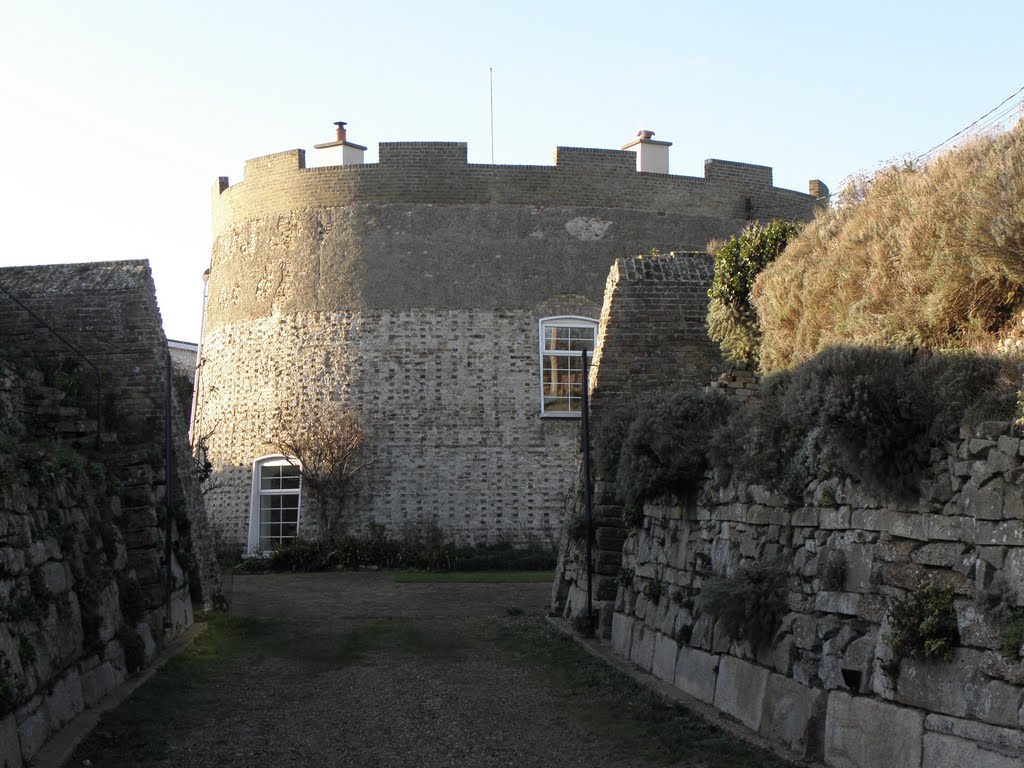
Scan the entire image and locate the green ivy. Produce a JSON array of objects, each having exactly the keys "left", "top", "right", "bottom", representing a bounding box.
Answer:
[
  {"left": 706, "top": 220, "right": 803, "bottom": 365},
  {"left": 886, "top": 579, "right": 959, "bottom": 663}
]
